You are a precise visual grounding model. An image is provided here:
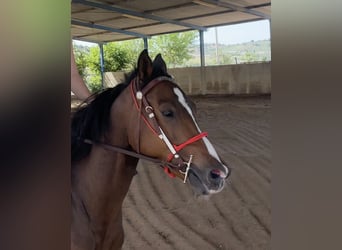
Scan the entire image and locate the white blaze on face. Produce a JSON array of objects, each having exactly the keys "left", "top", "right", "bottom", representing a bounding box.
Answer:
[{"left": 173, "top": 88, "right": 229, "bottom": 175}]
